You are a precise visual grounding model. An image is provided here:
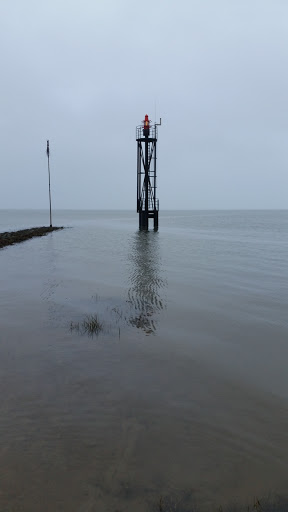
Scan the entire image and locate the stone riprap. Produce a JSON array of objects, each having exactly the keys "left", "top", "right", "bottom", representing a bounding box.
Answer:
[{"left": 0, "top": 226, "right": 63, "bottom": 249}]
